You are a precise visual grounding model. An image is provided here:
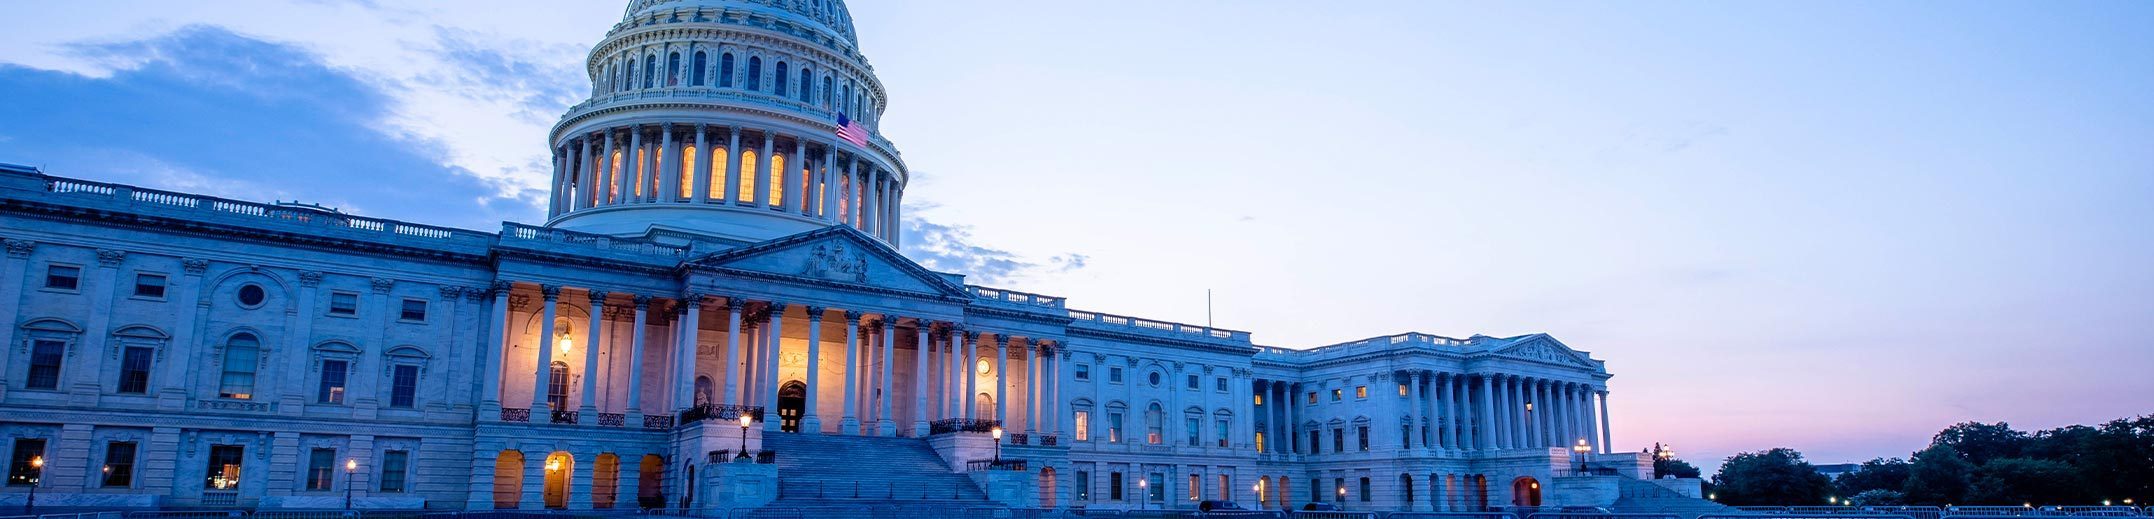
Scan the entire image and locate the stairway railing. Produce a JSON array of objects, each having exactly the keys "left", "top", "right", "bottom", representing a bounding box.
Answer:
[{"left": 775, "top": 479, "right": 981, "bottom": 501}]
